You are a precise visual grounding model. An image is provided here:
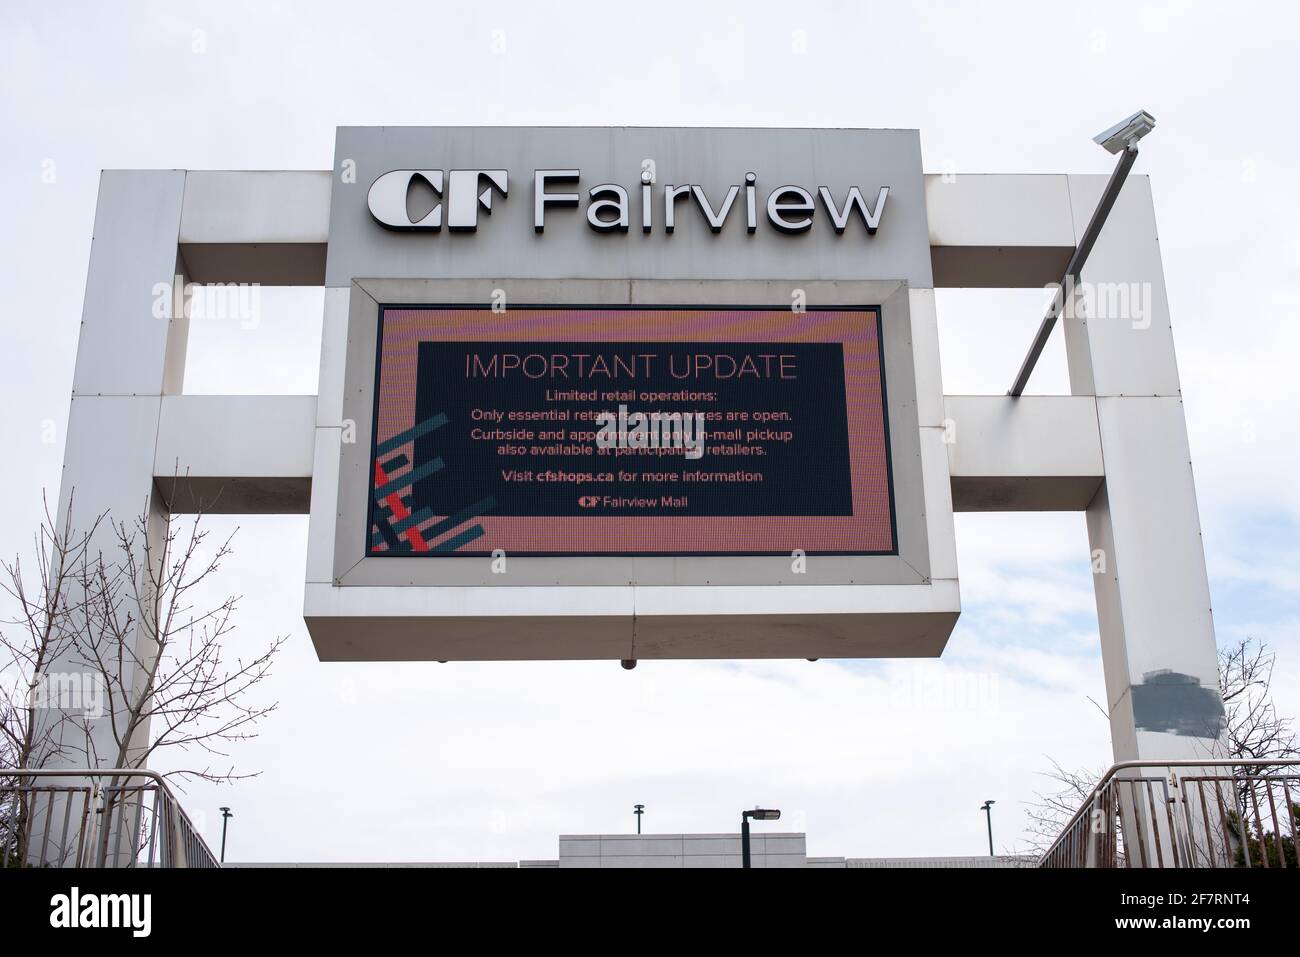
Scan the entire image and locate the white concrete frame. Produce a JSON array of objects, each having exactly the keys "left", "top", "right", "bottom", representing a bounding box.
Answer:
[{"left": 55, "top": 167, "right": 1224, "bottom": 765}]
